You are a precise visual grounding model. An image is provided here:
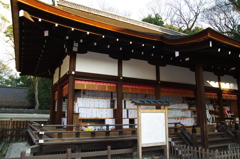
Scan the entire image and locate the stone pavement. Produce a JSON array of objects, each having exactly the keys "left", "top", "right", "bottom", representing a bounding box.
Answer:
[{"left": 4, "top": 142, "right": 30, "bottom": 158}]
